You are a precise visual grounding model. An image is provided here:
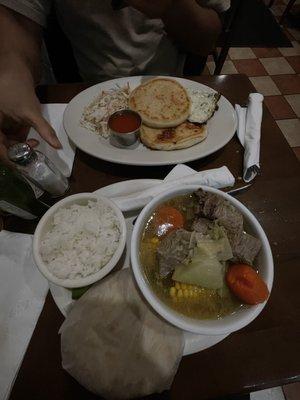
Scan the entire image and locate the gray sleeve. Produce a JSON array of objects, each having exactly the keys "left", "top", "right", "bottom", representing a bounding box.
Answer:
[{"left": 0, "top": 0, "right": 51, "bottom": 27}]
